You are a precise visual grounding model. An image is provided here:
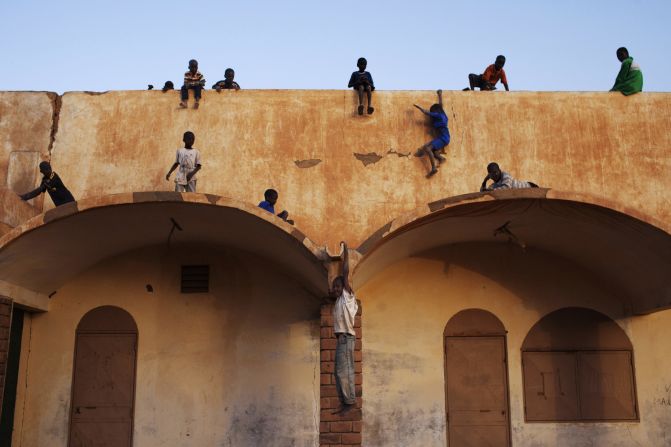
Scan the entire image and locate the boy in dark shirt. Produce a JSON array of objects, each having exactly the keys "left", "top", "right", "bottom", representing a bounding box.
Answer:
[
  {"left": 19, "top": 161, "right": 75, "bottom": 206},
  {"left": 213, "top": 68, "right": 241, "bottom": 91},
  {"left": 414, "top": 90, "right": 450, "bottom": 178},
  {"left": 180, "top": 59, "right": 206, "bottom": 109},
  {"left": 258, "top": 189, "right": 294, "bottom": 225},
  {"left": 348, "top": 57, "right": 375, "bottom": 115},
  {"left": 466, "top": 55, "right": 510, "bottom": 91}
]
